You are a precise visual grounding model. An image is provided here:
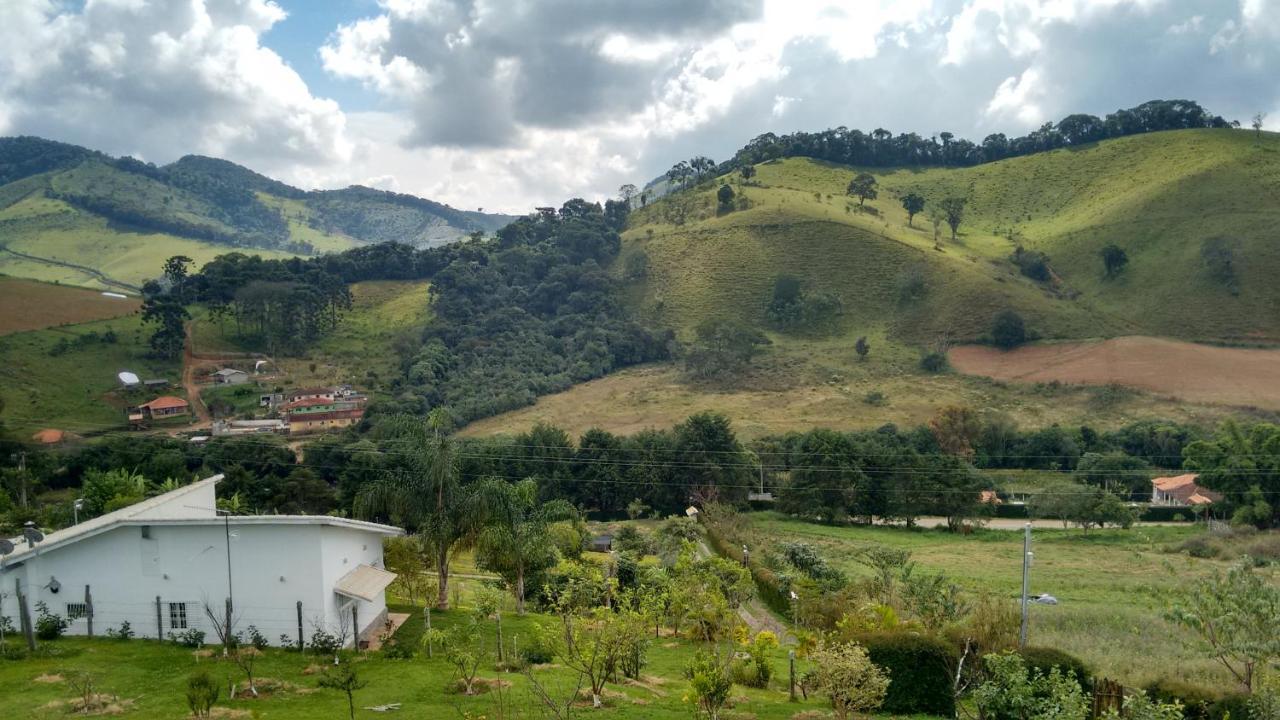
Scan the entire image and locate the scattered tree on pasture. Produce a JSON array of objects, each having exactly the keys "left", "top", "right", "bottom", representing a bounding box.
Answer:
[
  {"left": 739, "top": 165, "right": 756, "bottom": 183},
  {"left": 940, "top": 197, "right": 967, "bottom": 240},
  {"left": 929, "top": 405, "right": 982, "bottom": 461},
  {"left": 847, "top": 172, "right": 878, "bottom": 205},
  {"left": 1100, "top": 244, "right": 1129, "bottom": 279},
  {"left": 717, "top": 184, "right": 735, "bottom": 212},
  {"left": 855, "top": 335, "right": 870, "bottom": 361},
  {"left": 901, "top": 192, "right": 925, "bottom": 227}
]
